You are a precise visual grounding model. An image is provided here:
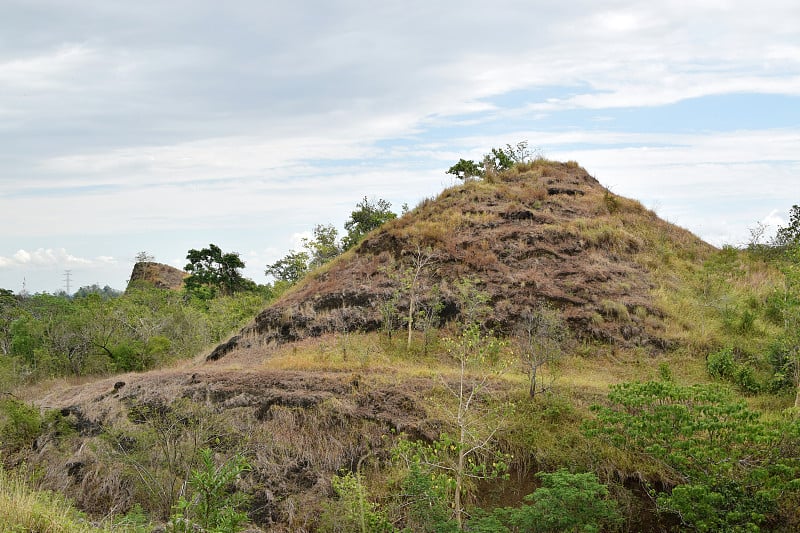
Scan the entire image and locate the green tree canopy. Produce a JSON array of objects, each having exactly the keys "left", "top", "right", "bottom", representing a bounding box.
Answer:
[
  {"left": 343, "top": 197, "right": 397, "bottom": 249},
  {"left": 302, "top": 224, "right": 342, "bottom": 268},
  {"left": 265, "top": 250, "right": 310, "bottom": 284},
  {"left": 185, "top": 244, "right": 254, "bottom": 298},
  {"left": 775, "top": 204, "right": 800, "bottom": 247},
  {"left": 446, "top": 158, "right": 482, "bottom": 181}
]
